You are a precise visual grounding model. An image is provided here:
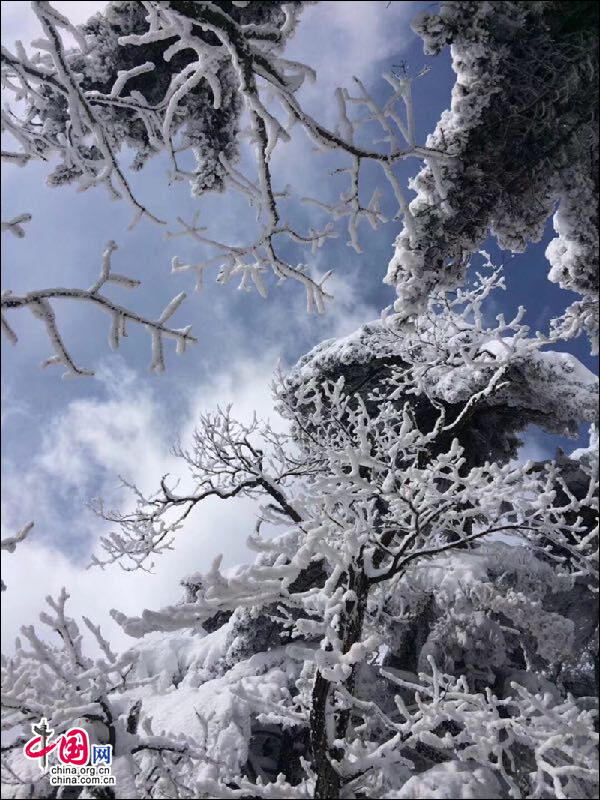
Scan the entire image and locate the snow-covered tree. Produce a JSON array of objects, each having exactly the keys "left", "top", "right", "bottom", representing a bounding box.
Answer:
[
  {"left": 3, "top": 1, "right": 598, "bottom": 375},
  {"left": 78, "top": 270, "right": 595, "bottom": 798},
  {"left": 3, "top": 271, "right": 598, "bottom": 798}
]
